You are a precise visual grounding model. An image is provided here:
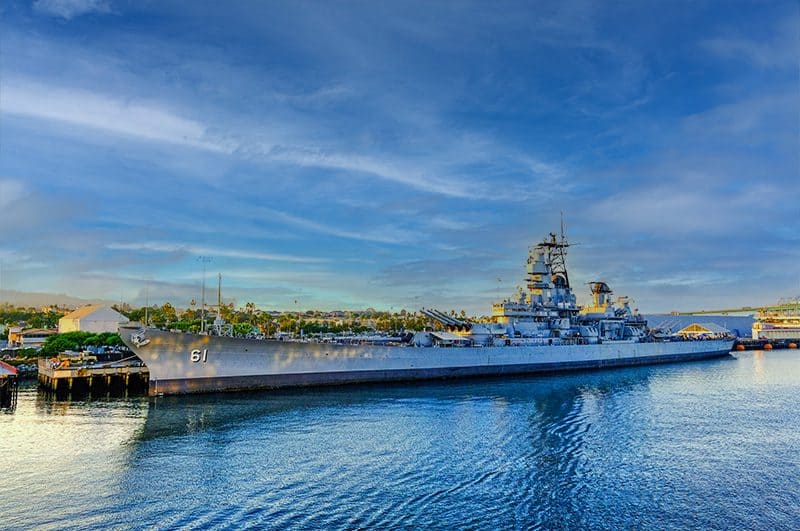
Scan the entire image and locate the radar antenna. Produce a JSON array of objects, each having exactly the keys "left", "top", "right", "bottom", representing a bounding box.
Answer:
[{"left": 539, "top": 213, "right": 570, "bottom": 288}]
